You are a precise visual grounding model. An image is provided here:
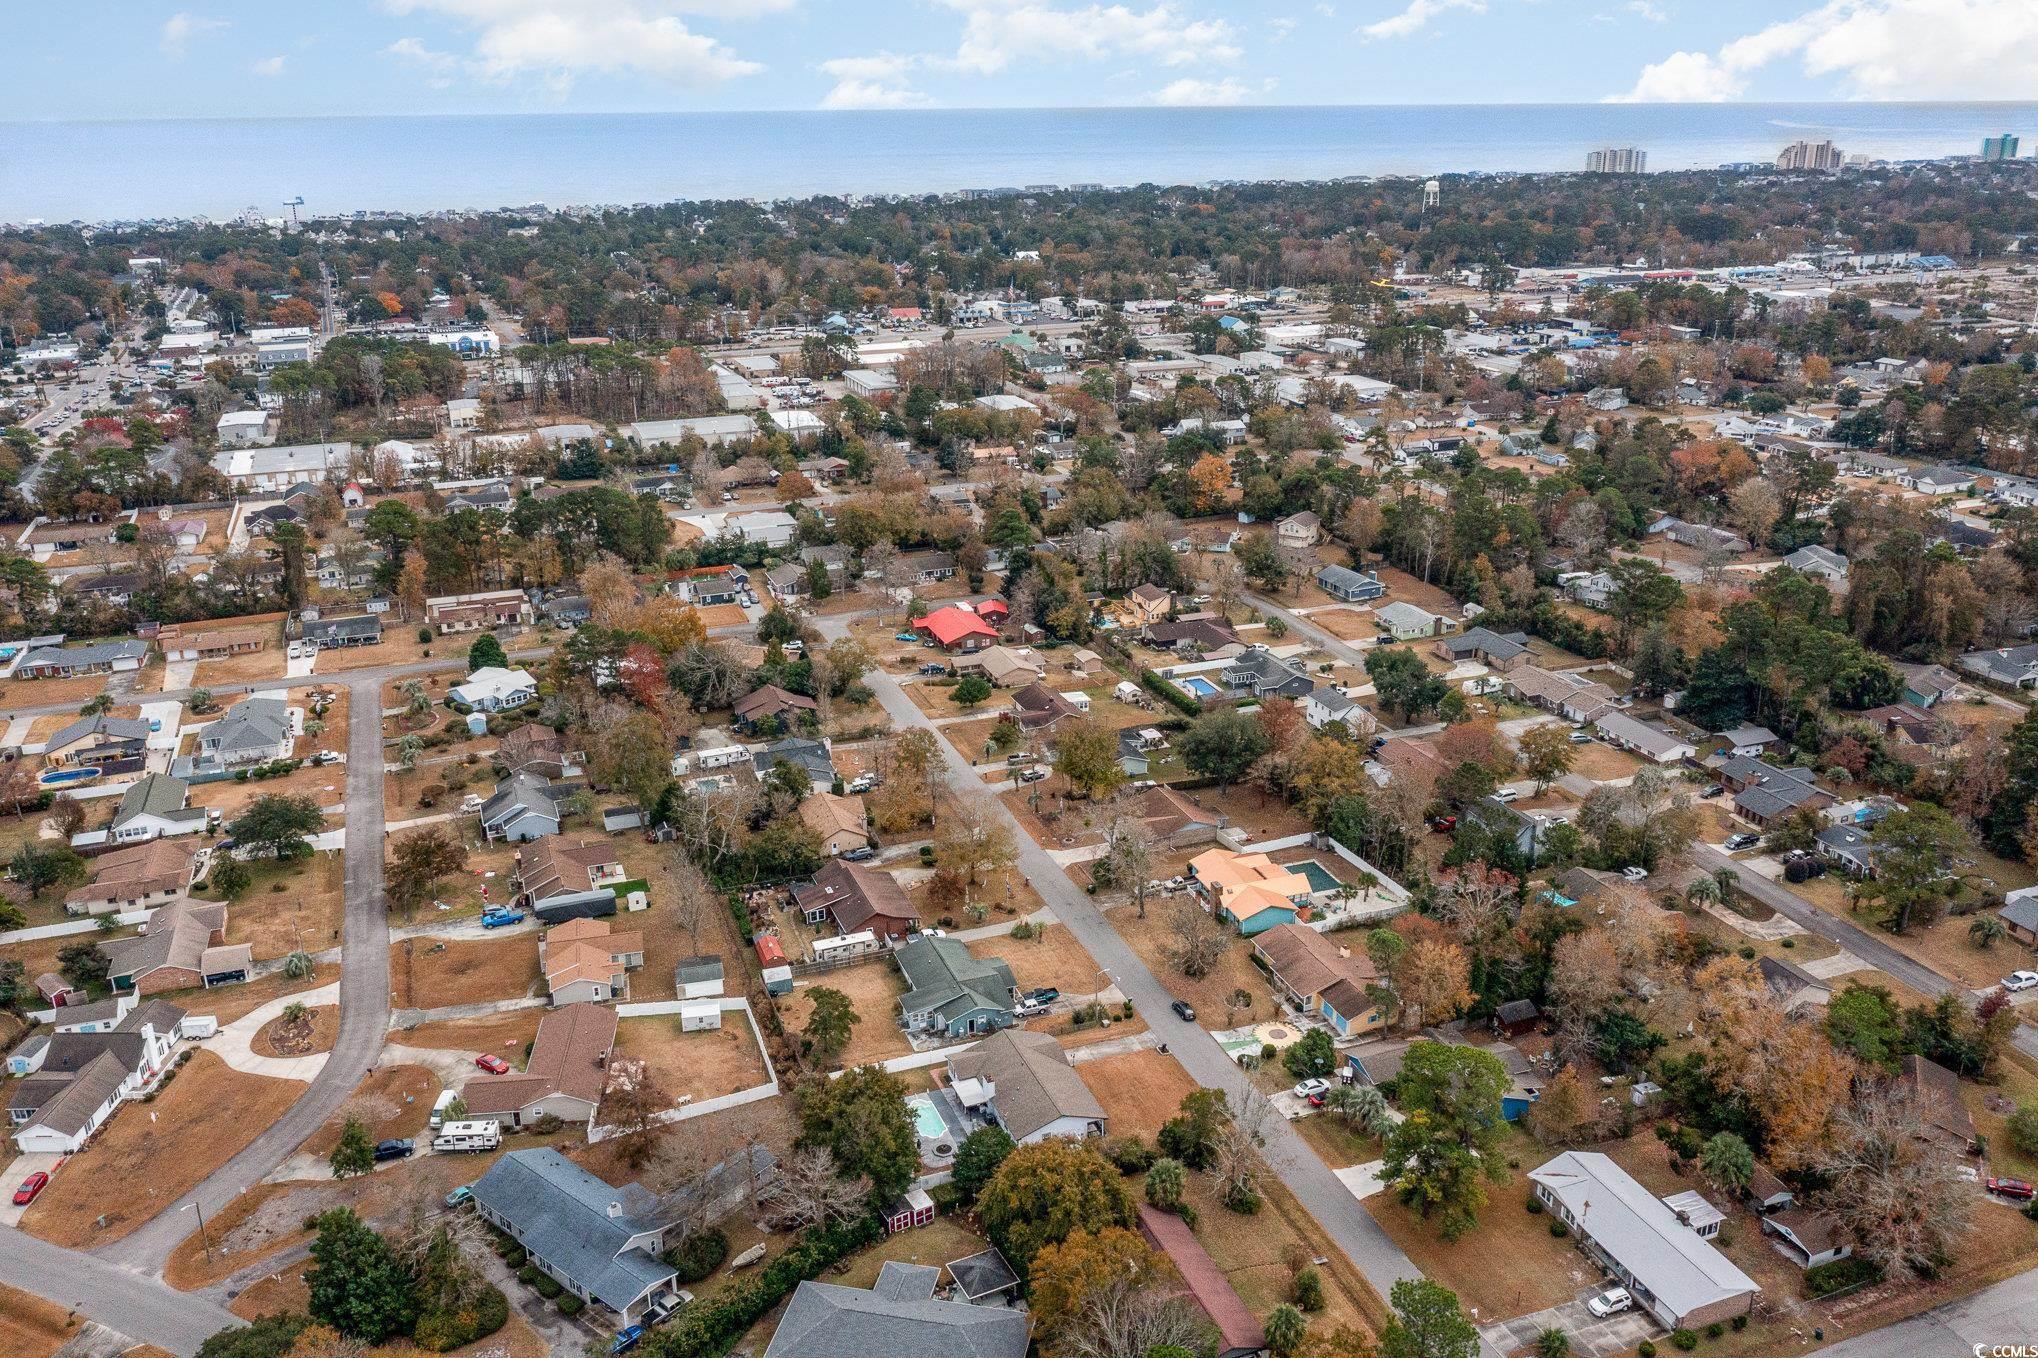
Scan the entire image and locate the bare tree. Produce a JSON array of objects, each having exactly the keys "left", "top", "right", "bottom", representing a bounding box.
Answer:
[
  {"left": 1162, "top": 898, "right": 1229, "bottom": 979},
  {"left": 1058, "top": 1280, "right": 1216, "bottom": 1358},
  {"left": 1213, "top": 1086, "right": 1272, "bottom": 1212},
  {"left": 1094, "top": 816, "right": 1157, "bottom": 919},
  {"left": 1814, "top": 1088, "right": 1973, "bottom": 1277},
  {"left": 758, "top": 1146, "right": 871, "bottom": 1232},
  {"left": 601, "top": 1057, "right": 673, "bottom": 1167}
]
